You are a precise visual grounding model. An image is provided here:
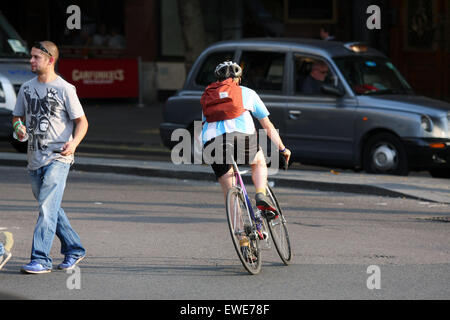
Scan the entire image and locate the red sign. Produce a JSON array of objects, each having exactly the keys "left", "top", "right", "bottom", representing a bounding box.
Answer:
[{"left": 58, "top": 59, "right": 139, "bottom": 98}]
